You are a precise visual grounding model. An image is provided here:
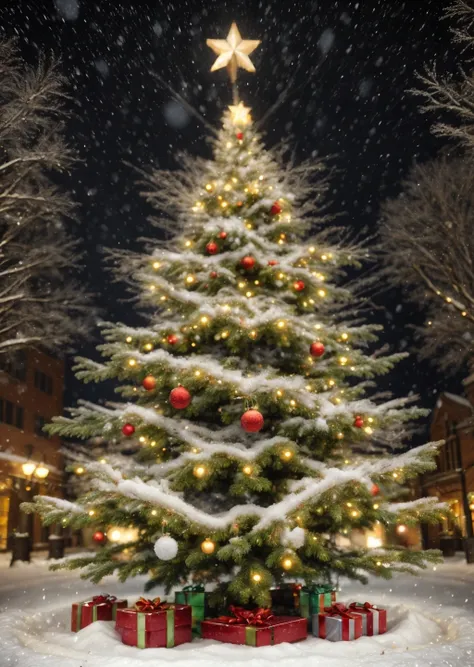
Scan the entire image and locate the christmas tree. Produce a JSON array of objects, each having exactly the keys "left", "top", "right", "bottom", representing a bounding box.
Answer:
[{"left": 27, "top": 24, "right": 444, "bottom": 608}]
